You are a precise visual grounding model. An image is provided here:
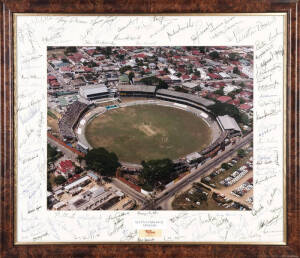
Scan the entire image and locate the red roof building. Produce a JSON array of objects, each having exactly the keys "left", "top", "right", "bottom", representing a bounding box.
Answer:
[
  {"left": 59, "top": 160, "right": 74, "bottom": 174},
  {"left": 60, "top": 66, "right": 72, "bottom": 72},
  {"left": 49, "top": 80, "right": 60, "bottom": 88},
  {"left": 67, "top": 174, "right": 81, "bottom": 184},
  {"left": 86, "top": 49, "right": 95, "bottom": 56},
  {"left": 207, "top": 73, "right": 222, "bottom": 80},
  {"left": 181, "top": 74, "right": 190, "bottom": 81},
  {"left": 48, "top": 75, "right": 56, "bottom": 81},
  {"left": 217, "top": 95, "right": 232, "bottom": 103},
  {"left": 239, "top": 104, "right": 252, "bottom": 111},
  {"left": 239, "top": 91, "right": 252, "bottom": 99},
  {"left": 228, "top": 99, "right": 240, "bottom": 106}
]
